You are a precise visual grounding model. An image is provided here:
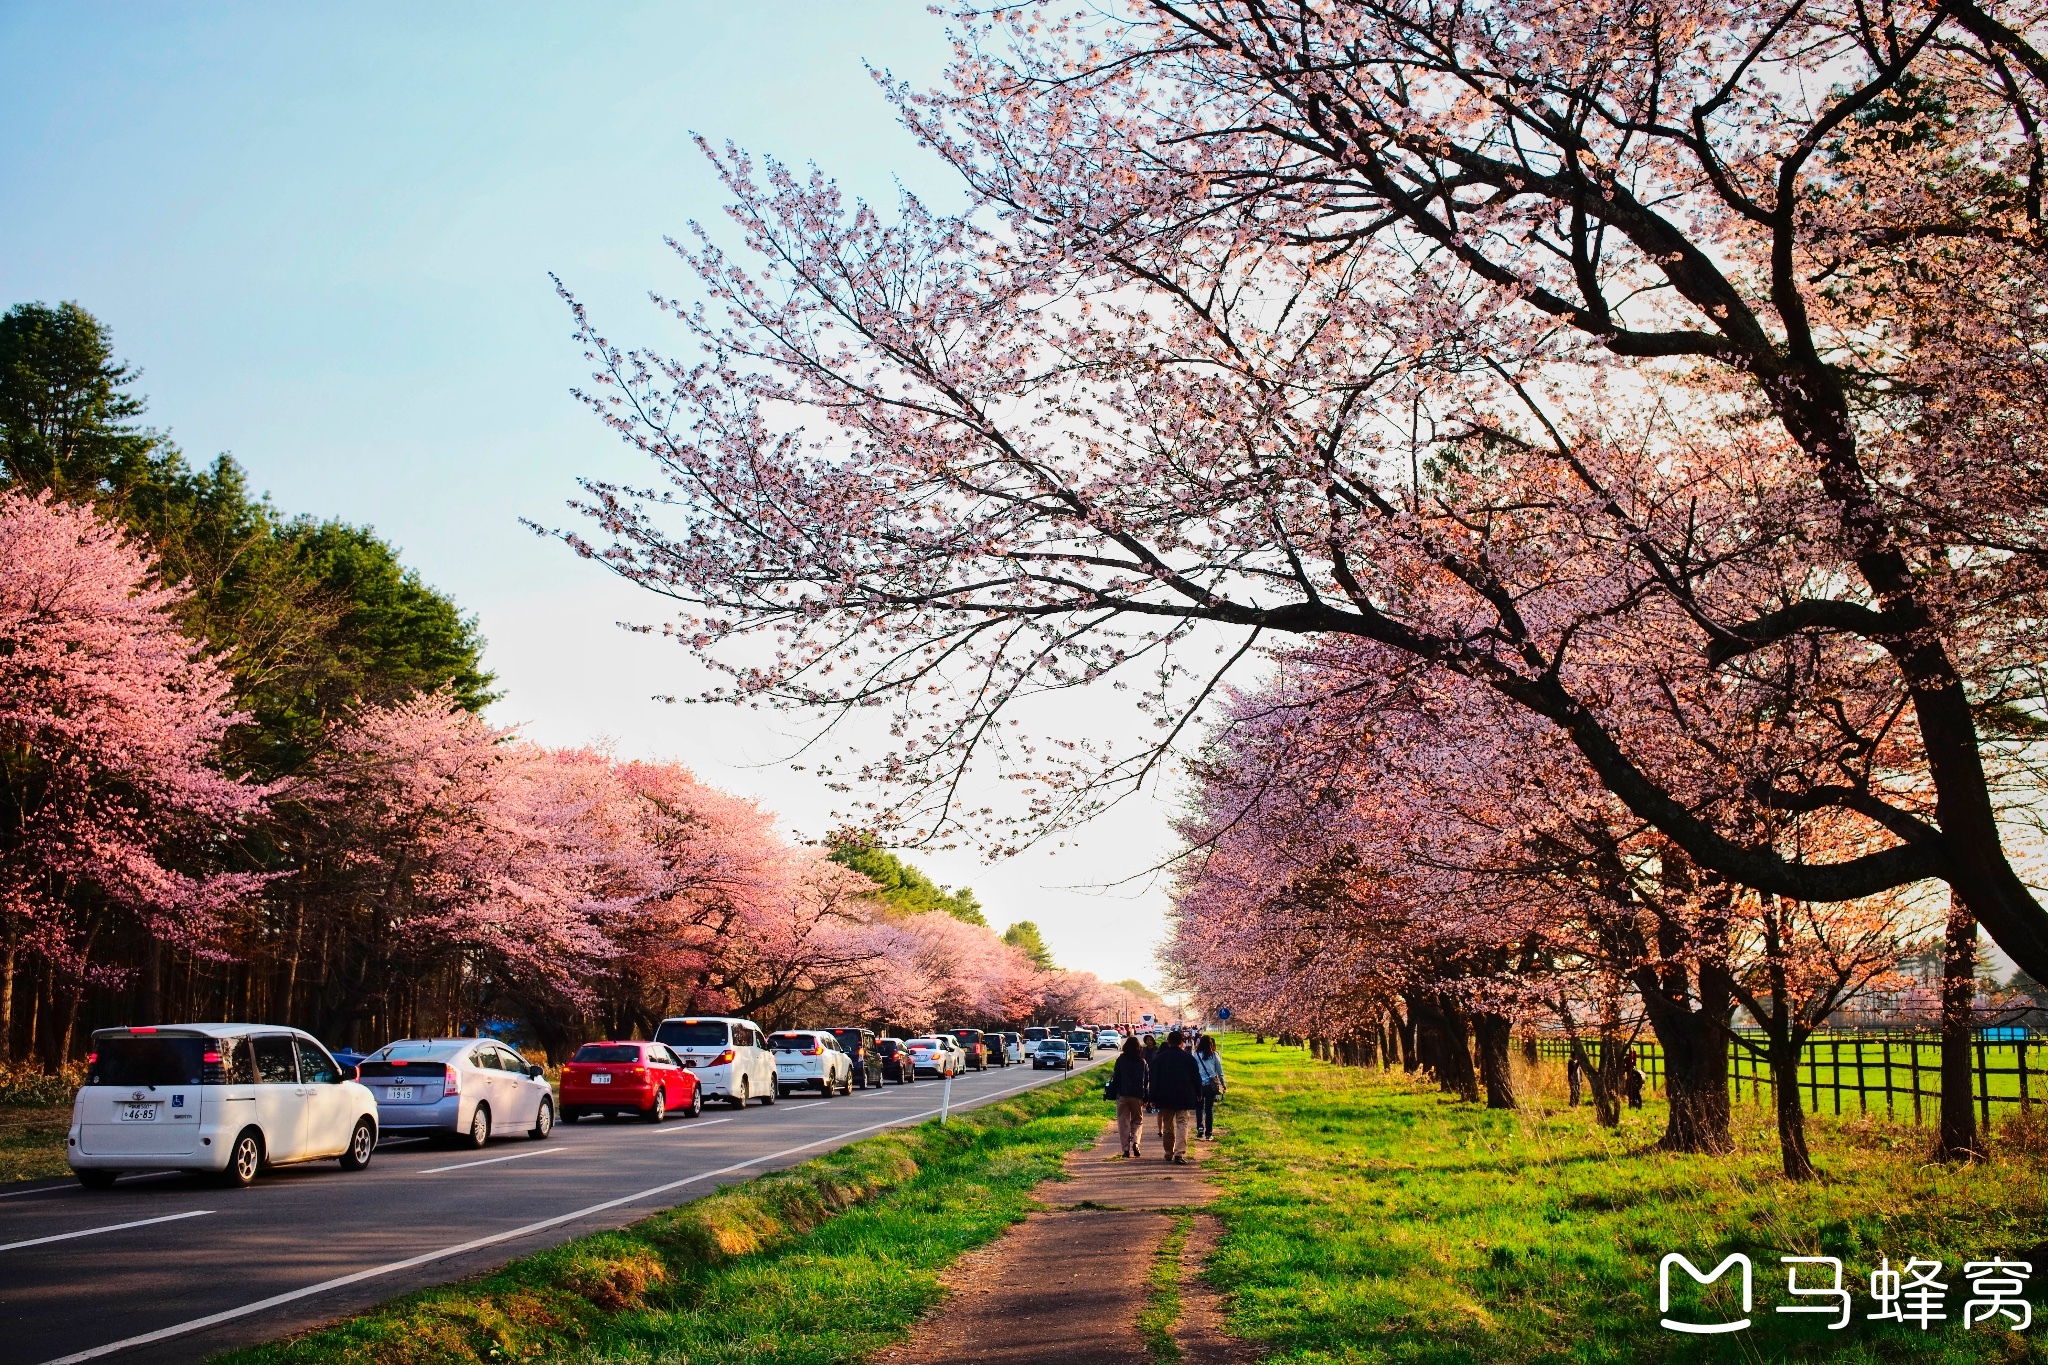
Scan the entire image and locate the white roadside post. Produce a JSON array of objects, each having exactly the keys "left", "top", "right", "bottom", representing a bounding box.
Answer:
[{"left": 941, "top": 1068, "right": 953, "bottom": 1125}]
